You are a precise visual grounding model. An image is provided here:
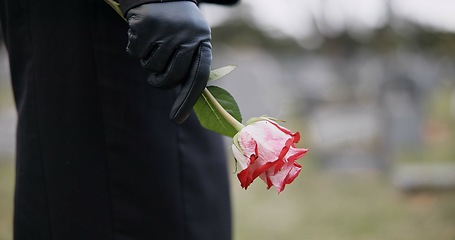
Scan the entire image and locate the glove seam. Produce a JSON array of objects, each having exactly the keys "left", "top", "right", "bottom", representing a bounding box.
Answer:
[
  {"left": 146, "top": 45, "right": 179, "bottom": 87},
  {"left": 141, "top": 43, "right": 160, "bottom": 71}
]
